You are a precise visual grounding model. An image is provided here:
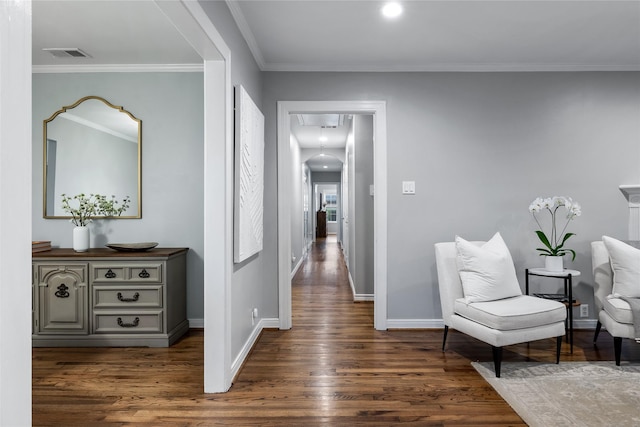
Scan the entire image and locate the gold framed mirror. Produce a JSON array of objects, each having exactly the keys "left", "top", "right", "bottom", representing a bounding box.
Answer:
[{"left": 43, "top": 96, "right": 141, "bottom": 219}]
